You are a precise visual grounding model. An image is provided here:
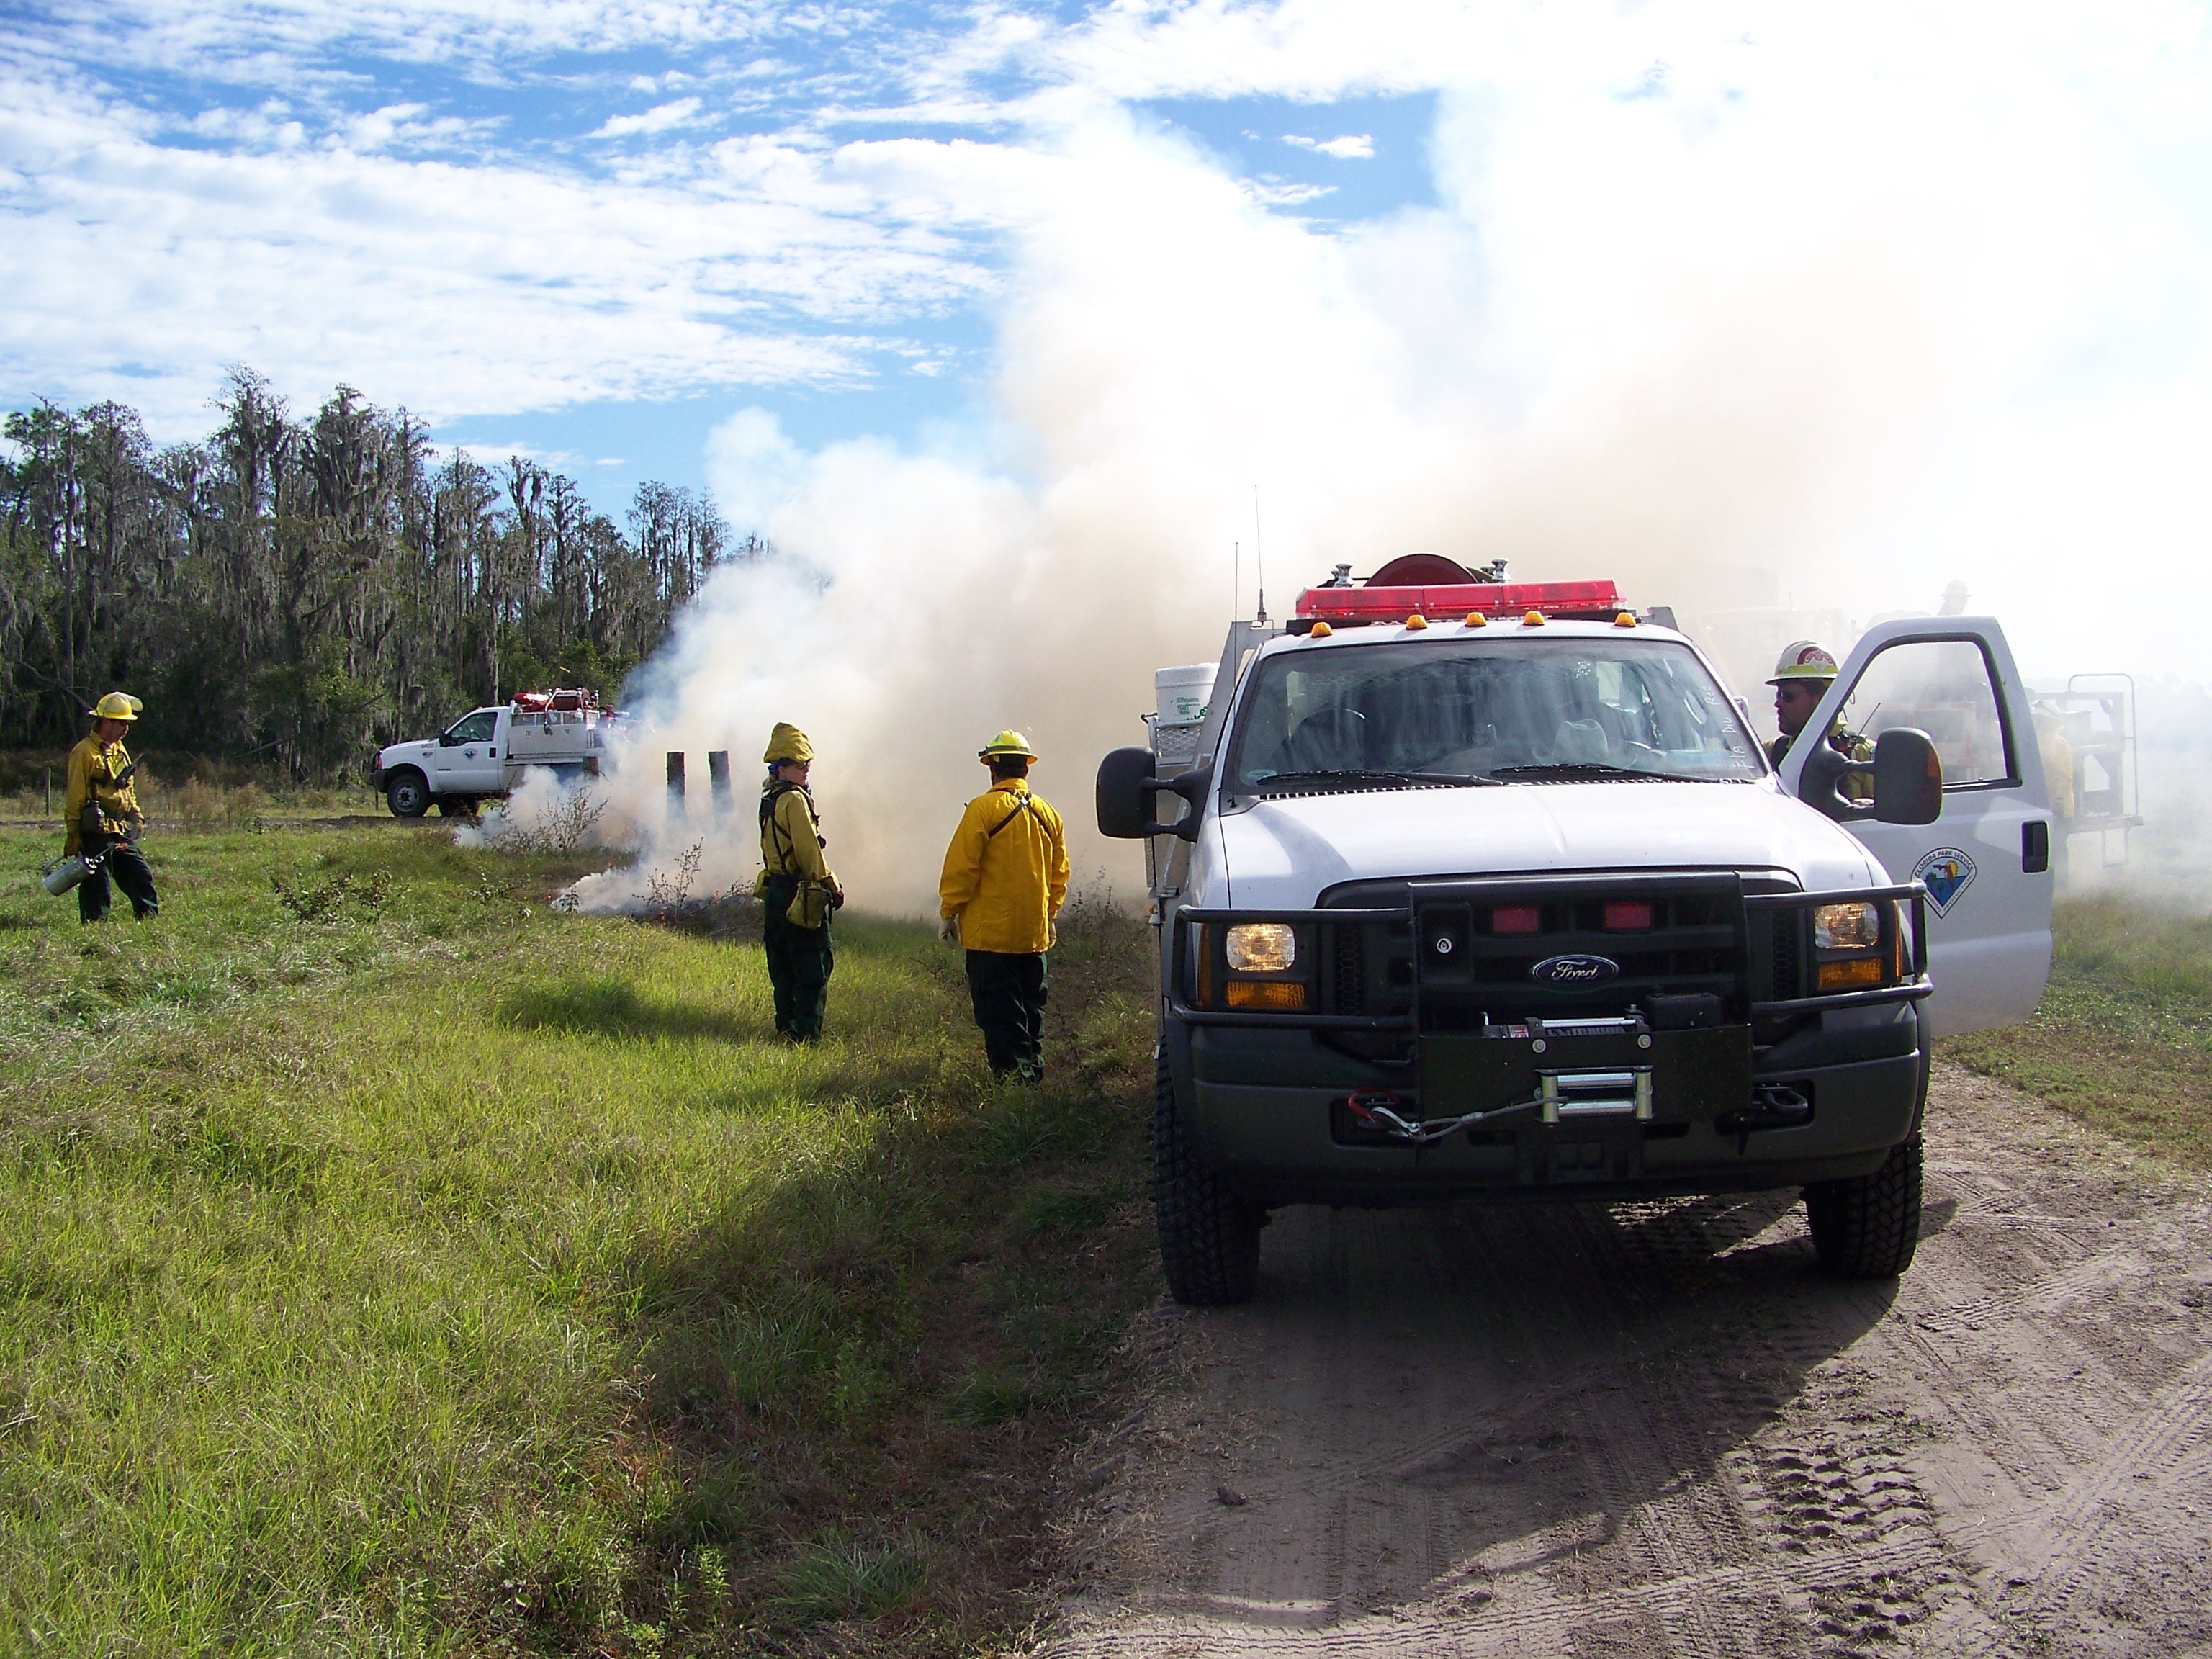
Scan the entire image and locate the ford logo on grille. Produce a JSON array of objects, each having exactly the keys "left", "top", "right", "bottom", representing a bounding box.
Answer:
[{"left": 1531, "top": 953, "right": 1620, "bottom": 986}]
